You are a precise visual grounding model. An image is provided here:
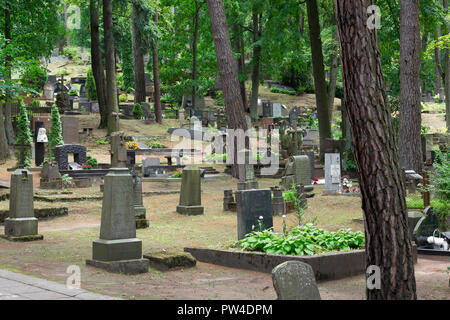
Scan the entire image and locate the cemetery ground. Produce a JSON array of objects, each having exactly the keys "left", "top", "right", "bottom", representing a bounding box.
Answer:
[{"left": 0, "top": 170, "right": 448, "bottom": 299}]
